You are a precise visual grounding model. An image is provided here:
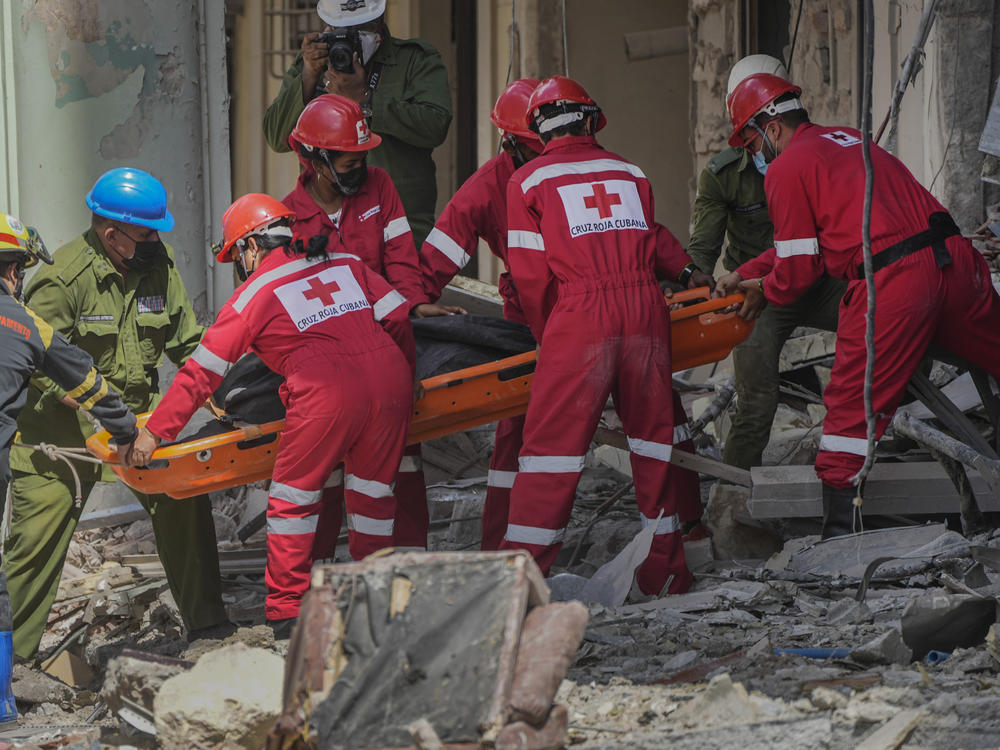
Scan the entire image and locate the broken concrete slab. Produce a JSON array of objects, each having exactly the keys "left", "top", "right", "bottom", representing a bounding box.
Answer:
[
  {"left": 705, "top": 484, "right": 782, "bottom": 560},
  {"left": 851, "top": 629, "right": 913, "bottom": 666},
  {"left": 12, "top": 664, "right": 74, "bottom": 707},
  {"left": 101, "top": 650, "right": 192, "bottom": 717},
  {"left": 901, "top": 594, "right": 998, "bottom": 659},
  {"left": 750, "top": 463, "right": 999, "bottom": 518},
  {"left": 271, "top": 551, "right": 550, "bottom": 748},
  {"left": 781, "top": 523, "right": 970, "bottom": 579},
  {"left": 154, "top": 643, "right": 283, "bottom": 750},
  {"left": 578, "top": 518, "right": 657, "bottom": 607}
]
